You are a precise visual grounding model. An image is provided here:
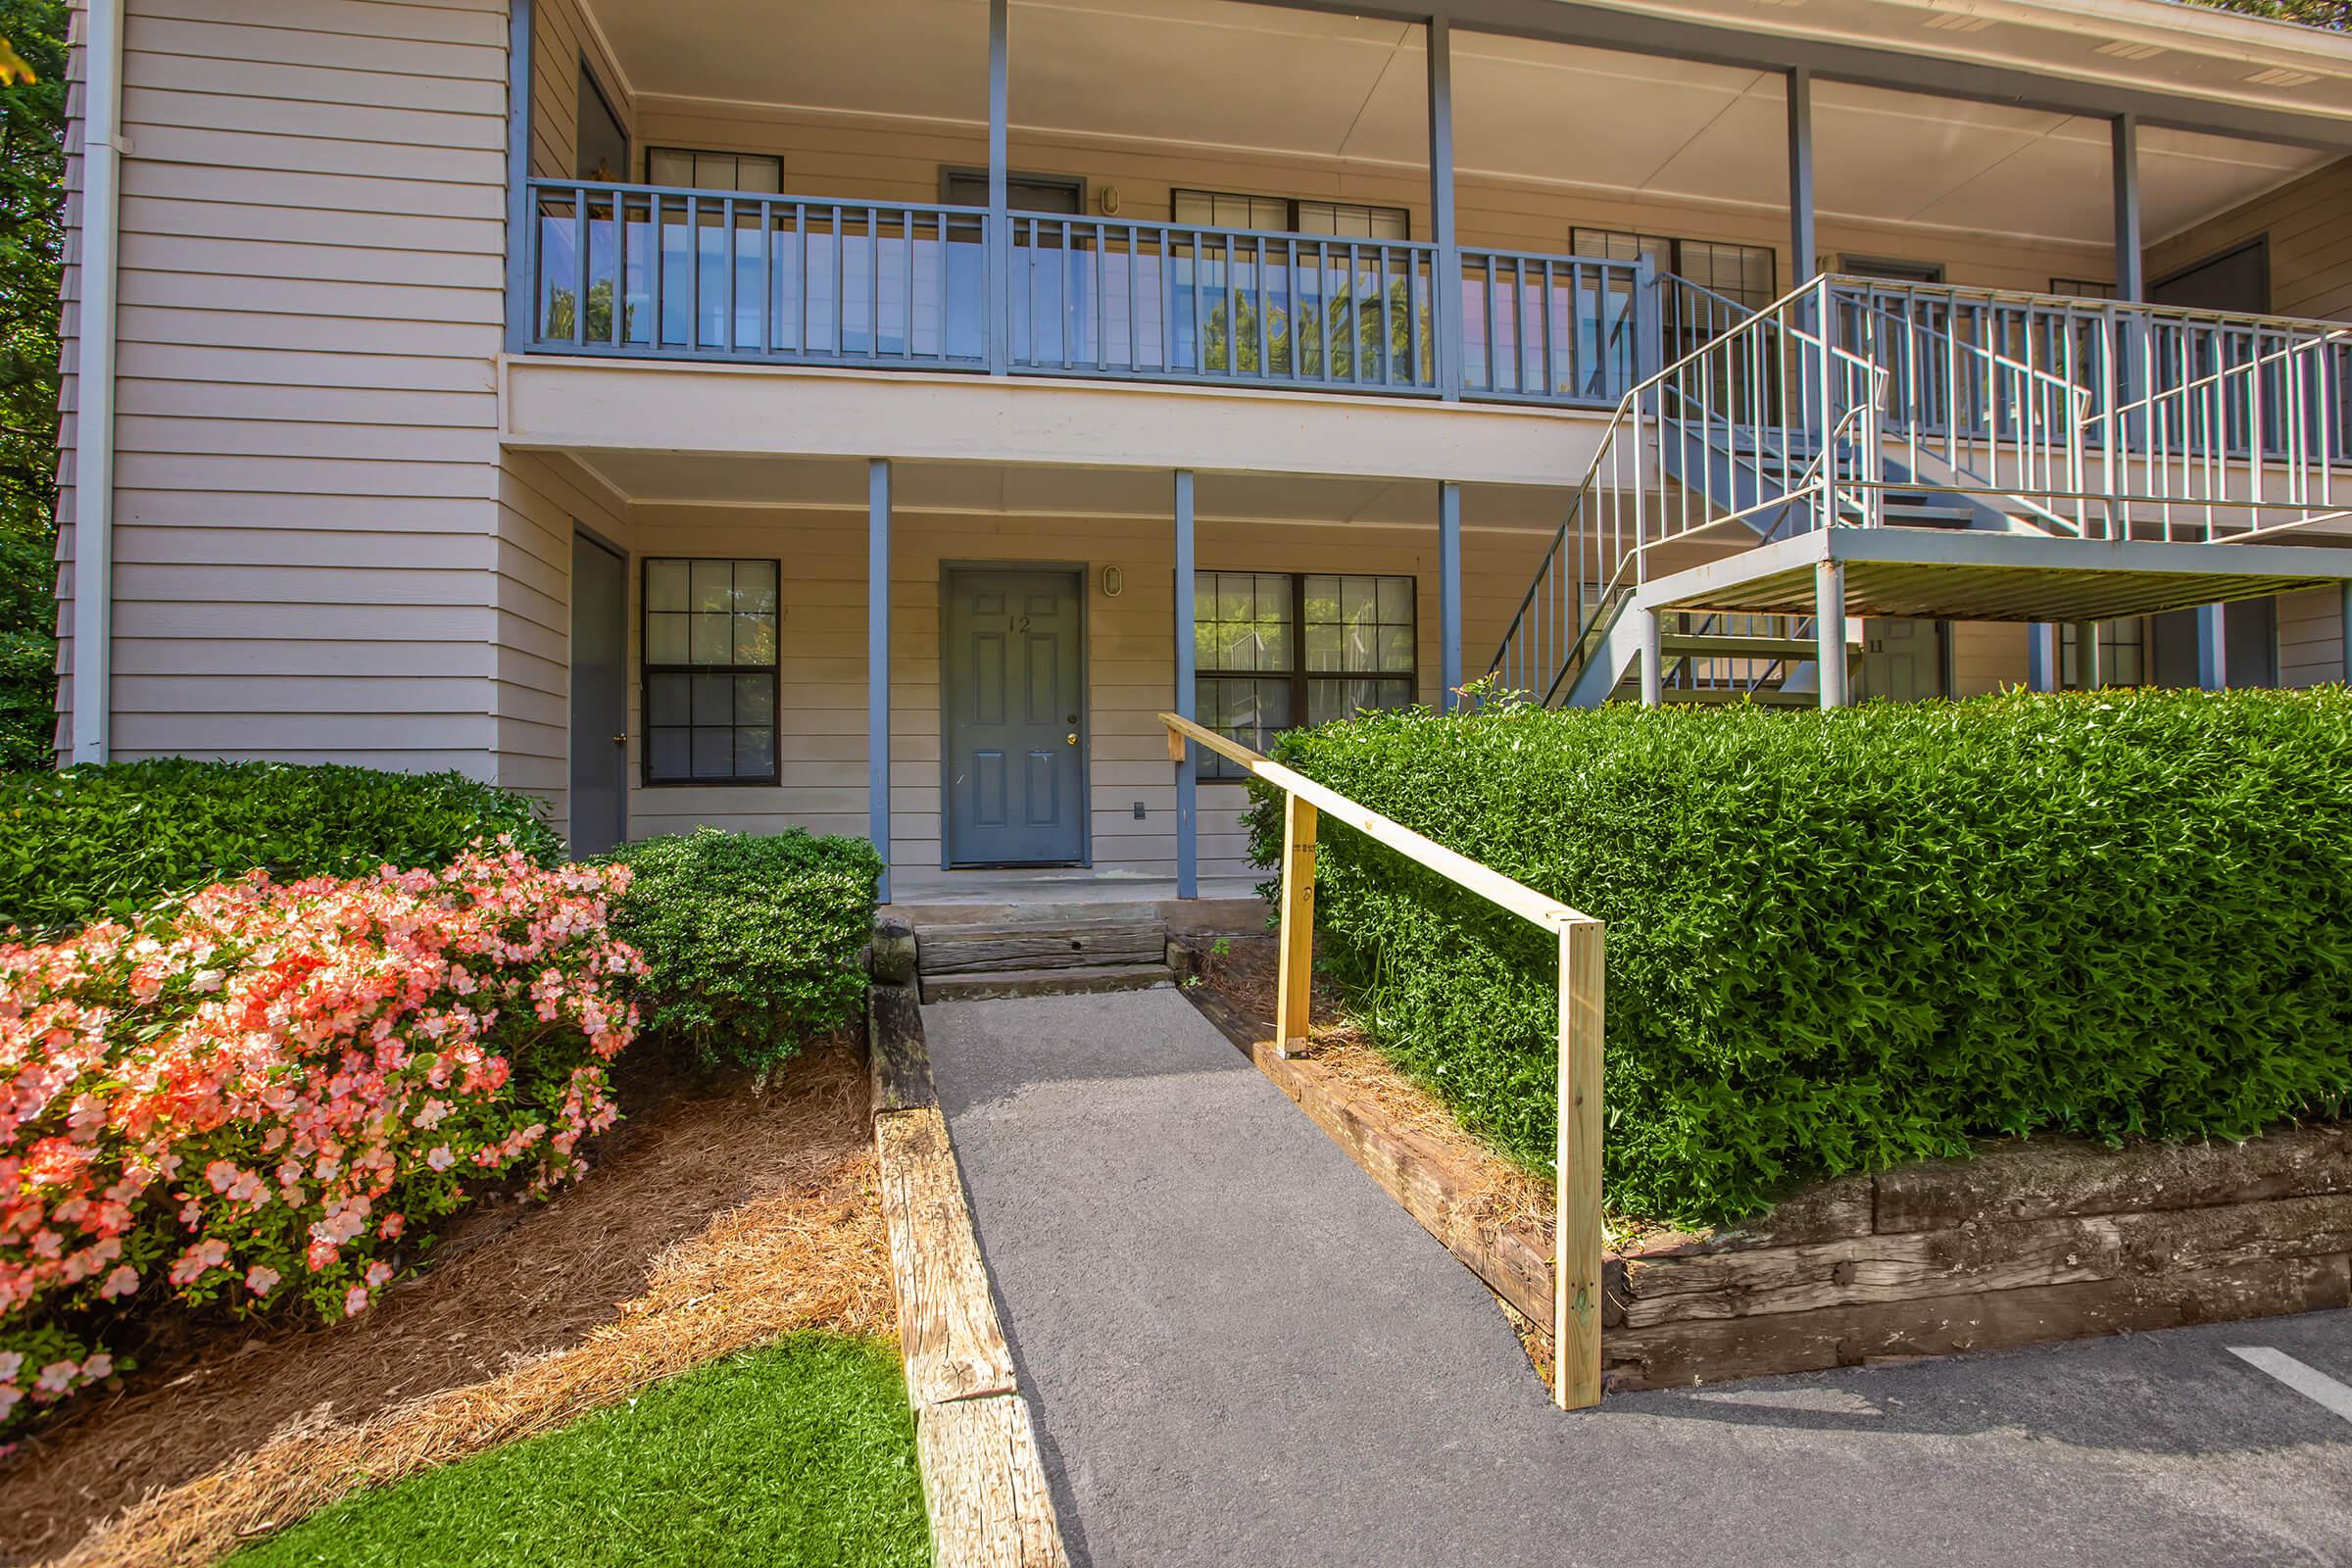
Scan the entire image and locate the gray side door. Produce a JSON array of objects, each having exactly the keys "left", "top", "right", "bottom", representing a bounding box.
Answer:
[
  {"left": 1859, "top": 617, "right": 1948, "bottom": 702},
  {"left": 568, "top": 532, "right": 628, "bottom": 857},
  {"left": 943, "top": 567, "right": 1087, "bottom": 866}
]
